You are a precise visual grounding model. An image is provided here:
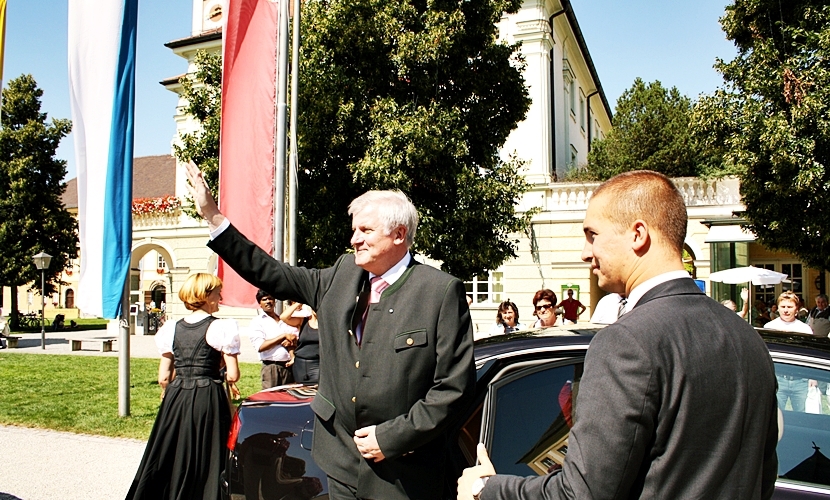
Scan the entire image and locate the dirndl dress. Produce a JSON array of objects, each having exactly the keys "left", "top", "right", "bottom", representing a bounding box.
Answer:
[{"left": 126, "top": 316, "right": 231, "bottom": 500}]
